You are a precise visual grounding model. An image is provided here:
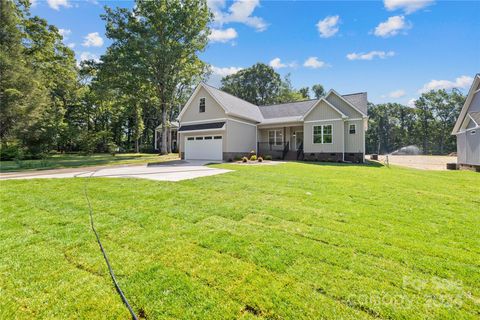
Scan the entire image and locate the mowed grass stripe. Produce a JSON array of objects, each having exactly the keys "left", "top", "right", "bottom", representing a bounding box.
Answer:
[{"left": 1, "top": 162, "right": 479, "bottom": 319}]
